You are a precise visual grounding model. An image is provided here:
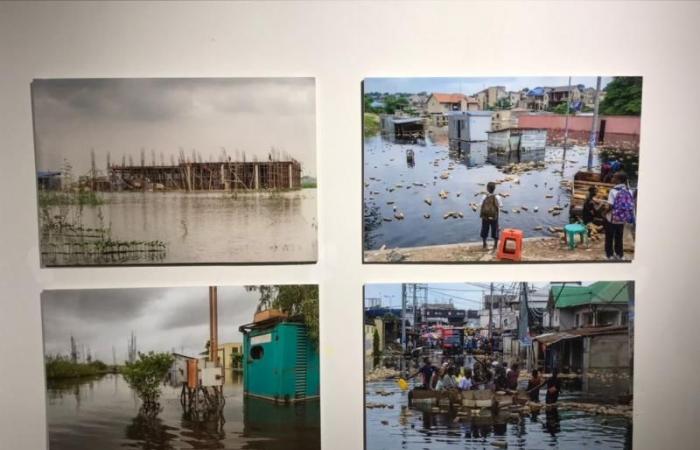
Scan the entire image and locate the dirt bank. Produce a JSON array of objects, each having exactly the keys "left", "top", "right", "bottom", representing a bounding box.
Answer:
[{"left": 364, "top": 233, "right": 634, "bottom": 263}]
